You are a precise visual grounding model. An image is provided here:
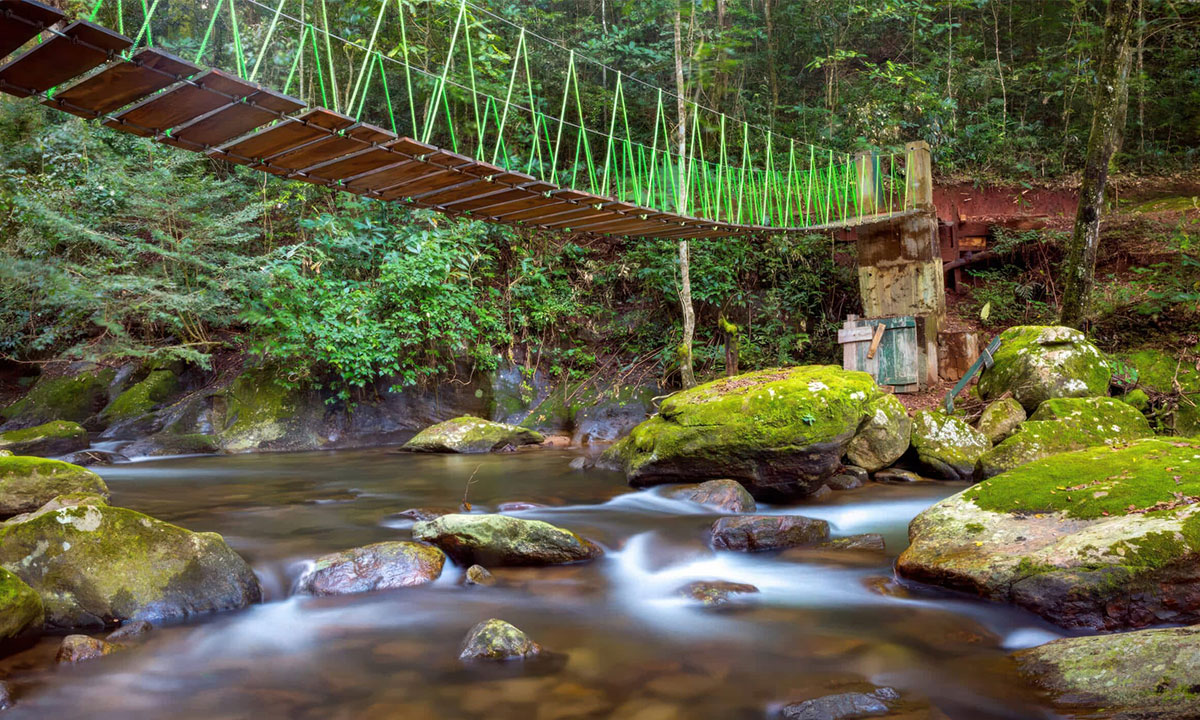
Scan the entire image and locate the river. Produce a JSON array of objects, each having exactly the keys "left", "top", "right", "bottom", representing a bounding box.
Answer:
[{"left": 0, "top": 448, "right": 1069, "bottom": 718}]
